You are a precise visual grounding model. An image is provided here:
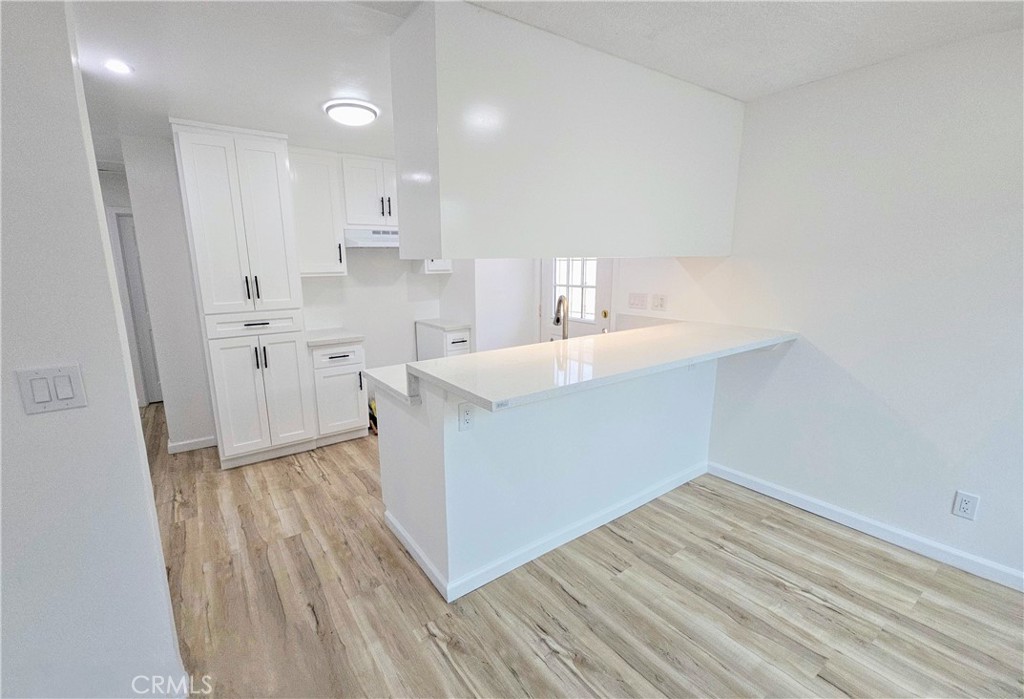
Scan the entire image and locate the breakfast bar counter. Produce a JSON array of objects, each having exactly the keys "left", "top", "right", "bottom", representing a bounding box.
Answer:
[{"left": 364, "top": 321, "right": 796, "bottom": 601}]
